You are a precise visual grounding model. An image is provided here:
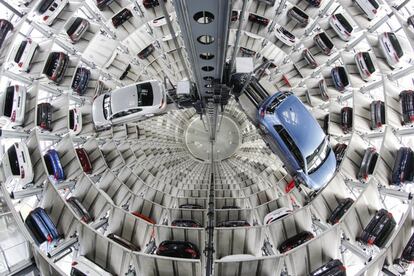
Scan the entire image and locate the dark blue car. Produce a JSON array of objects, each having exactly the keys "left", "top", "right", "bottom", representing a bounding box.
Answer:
[
  {"left": 25, "top": 207, "right": 60, "bottom": 244},
  {"left": 331, "top": 66, "right": 349, "bottom": 92},
  {"left": 257, "top": 92, "right": 336, "bottom": 190},
  {"left": 44, "top": 149, "right": 65, "bottom": 181}
]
